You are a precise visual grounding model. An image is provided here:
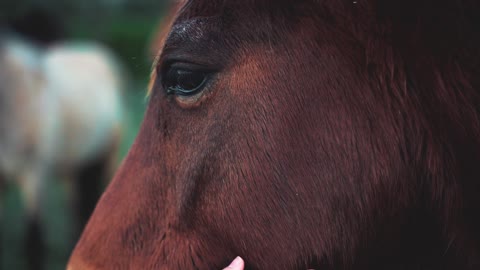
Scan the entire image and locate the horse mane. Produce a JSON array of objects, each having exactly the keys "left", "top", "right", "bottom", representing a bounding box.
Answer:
[{"left": 341, "top": 0, "right": 480, "bottom": 263}]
